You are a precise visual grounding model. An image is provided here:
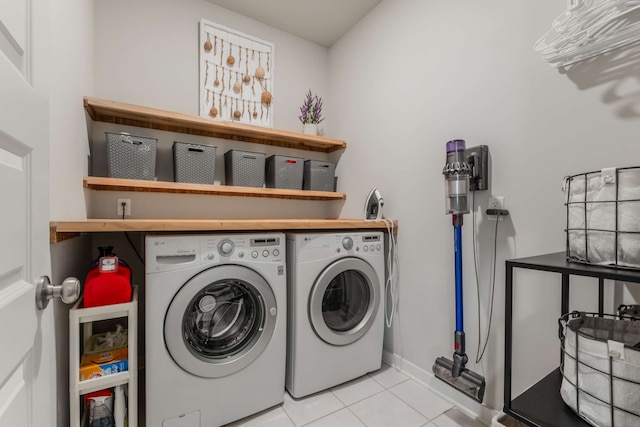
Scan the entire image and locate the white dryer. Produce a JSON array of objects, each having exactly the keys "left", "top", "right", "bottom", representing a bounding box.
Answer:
[
  {"left": 145, "top": 233, "right": 286, "bottom": 427},
  {"left": 286, "top": 232, "right": 385, "bottom": 398}
]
